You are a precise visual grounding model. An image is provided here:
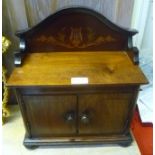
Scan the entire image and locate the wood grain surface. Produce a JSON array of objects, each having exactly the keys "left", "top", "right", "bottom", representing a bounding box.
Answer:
[
  {"left": 23, "top": 95, "right": 77, "bottom": 137},
  {"left": 78, "top": 93, "right": 133, "bottom": 134},
  {"left": 7, "top": 51, "right": 148, "bottom": 87}
]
